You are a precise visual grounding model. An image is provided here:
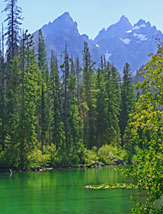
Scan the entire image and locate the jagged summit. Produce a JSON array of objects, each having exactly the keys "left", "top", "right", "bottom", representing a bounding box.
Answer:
[
  {"left": 119, "top": 15, "right": 131, "bottom": 25},
  {"left": 51, "top": 12, "right": 76, "bottom": 28},
  {"left": 94, "top": 15, "right": 132, "bottom": 43},
  {"left": 136, "top": 19, "right": 147, "bottom": 25},
  {"left": 107, "top": 15, "right": 132, "bottom": 30},
  {"left": 60, "top": 11, "right": 71, "bottom": 18},
  {"left": 55, "top": 12, "right": 73, "bottom": 23},
  {"left": 33, "top": 13, "right": 163, "bottom": 73},
  {"left": 133, "top": 19, "right": 152, "bottom": 30},
  {"left": 33, "top": 11, "right": 93, "bottom": 62}
]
